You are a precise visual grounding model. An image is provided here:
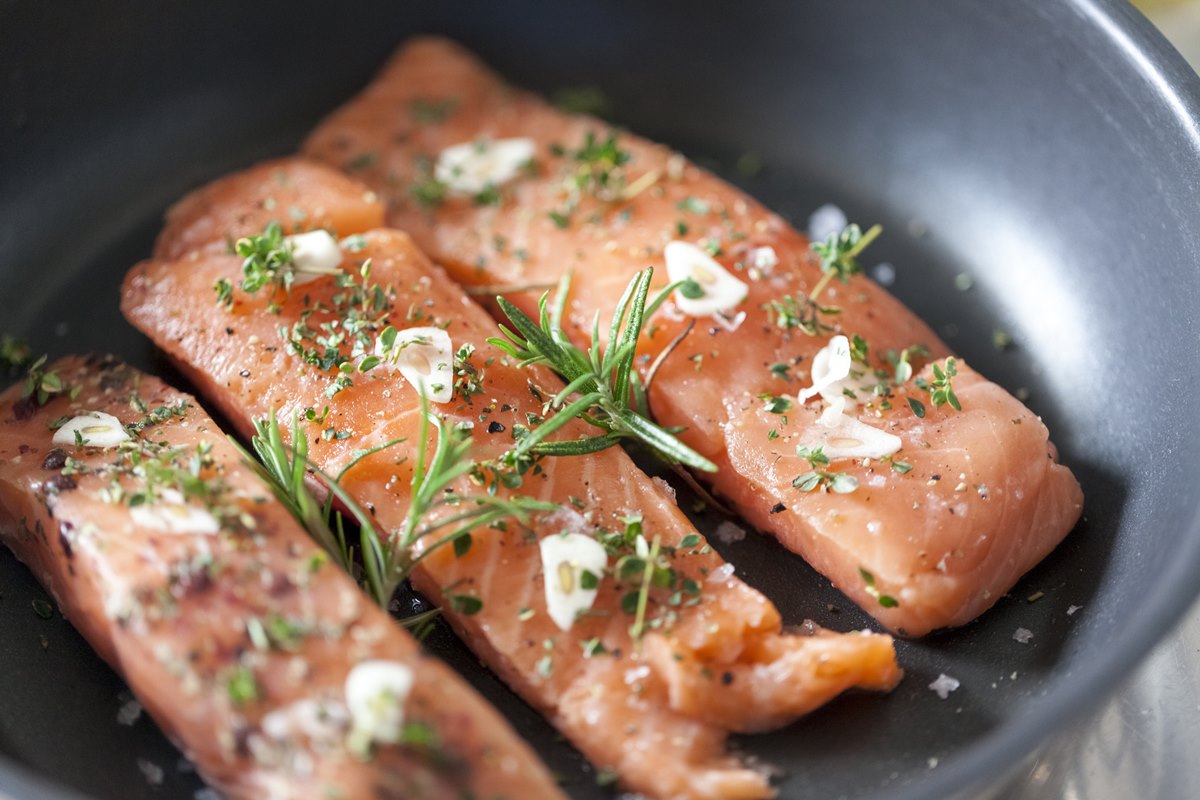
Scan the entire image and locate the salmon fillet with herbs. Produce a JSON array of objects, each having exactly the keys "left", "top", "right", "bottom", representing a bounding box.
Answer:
[
  {"left": 0, "top": 355, "right": 563, "bottom": 800},
  {"left": 123, "top": 166, "right": 903, "bottom": 799},
  {"left": 301, "top": 37, "right": 1085, "bottom": 636}
]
